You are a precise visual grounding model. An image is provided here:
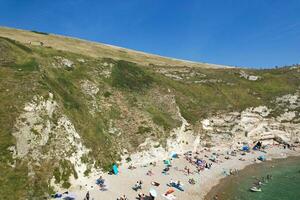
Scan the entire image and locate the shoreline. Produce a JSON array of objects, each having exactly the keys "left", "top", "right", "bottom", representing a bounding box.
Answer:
[
  {"left": 198, "top": 146, "right": 300, "bottom": 200},
  {"left": 204, "top": 153, "right": 300, "bottom": 200},
  {"left": 53, "top": 145, "right": 300, "bottom": 200}
]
